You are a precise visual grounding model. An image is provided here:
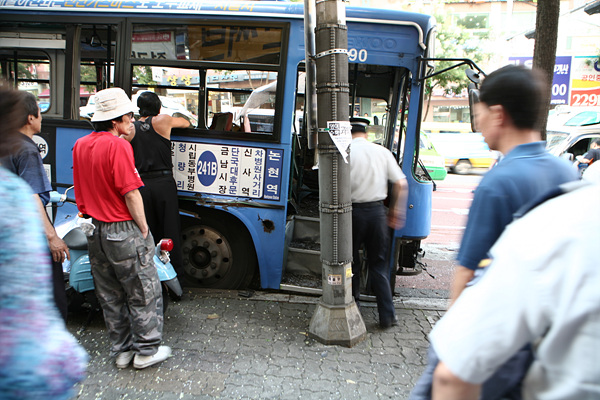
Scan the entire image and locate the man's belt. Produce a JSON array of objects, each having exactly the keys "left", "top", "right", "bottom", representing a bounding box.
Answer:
[
  {"left": 352, "top": 200, "right": 383, "bottom": 208},
  {"left": 140, "top": 169, "right": 172, "bottom": 179}
]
